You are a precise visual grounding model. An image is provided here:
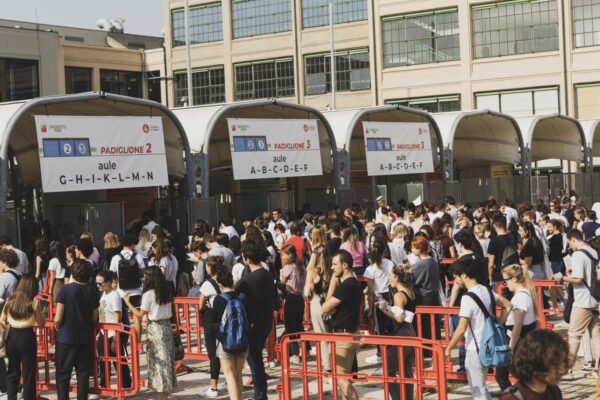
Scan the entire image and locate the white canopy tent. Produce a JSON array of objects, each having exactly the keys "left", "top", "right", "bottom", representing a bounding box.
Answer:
[
  {"left": 515, "top": 114, "right": 587, "bottom": 171},
  {"left": 0, "top": 92, "right": 192, "bottom": 212},
  {"left": 322, "top": 105, "right": 443, "bottom": 188},
  {"left": 172, "top": 99, "right": 338, "bottom": 216},
  {"left": 432, "top": 110, "right": 524, "bottom": 180},
  {"left": 581, "top": 120, "right": 600, "bottom": 167}
]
